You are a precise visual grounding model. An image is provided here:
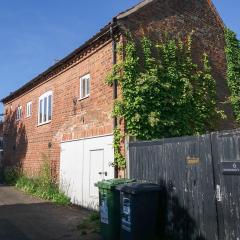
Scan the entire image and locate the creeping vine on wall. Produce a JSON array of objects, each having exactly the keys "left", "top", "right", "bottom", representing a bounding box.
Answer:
[
  {"left": 224, "top": 28, "right": 240, "bottom": 123},
  {"left": 113, "top": 127, "right": 126, "bottom": 169},
  {"left": 108, "top": 35, "right": 223, "bottom": 168}
]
